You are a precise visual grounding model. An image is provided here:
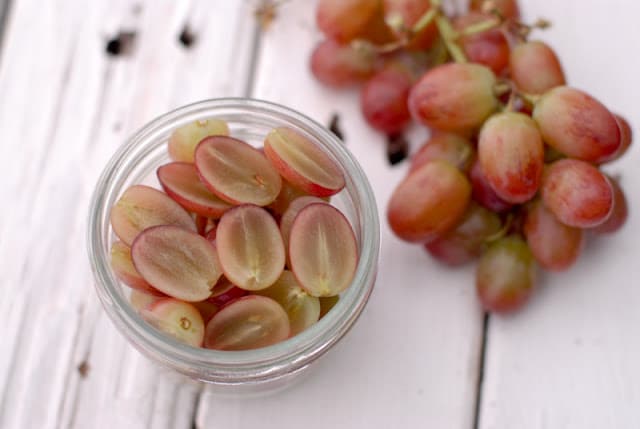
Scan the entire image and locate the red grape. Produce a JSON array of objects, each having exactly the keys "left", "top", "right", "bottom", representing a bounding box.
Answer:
[
  {"left": 360, "top": 64, "right": 413, "bottom": 134},
  {"left": 470, "top": 0, "right": 520, "bottom": 19},
  {"left": 425, "top": 203, "right": 502, "bottom": 266},
  {"left": 310, "top": 39, "right": 378, "bottom": 88},
  {"left": 478, "top": 112, "right": 544, "bottom": 204},
  {"left": 408, "top": 63, "right": 499, "bottom": 132},
  {"left": 454, "top": 12, "right": 510, "bottom": 75},
  {"left": 316, "top": 0, "right": 394, "bottom": 44},
  {"left": 533, "top": 86, "right": 621, "bottom": 163},
  {"left": 524, "top": 200, "right": 584, "bottom": 271},
  {"left": 410, "top": 132, "right": 475, "bottom": 173},
  {"left": 476, "top": 235, "right": 535, "bottom": 314},
  {"left": 469, "top": 158, "right": 513, "bottom": 213},
  {"left": 388, "top": 160, "right": 471, "bottom": 243},
  {"left": 510, "top": 41, "right": 565, "bottom": 94},
  {"left": 605, "top": 114, "right": 633, "bottom": 162},
  {"left": 592, "top": 177, "right": 628, "bottom": 234},
  {"left": 541, "top": 159, "right": 614, "bottom": 228}
]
